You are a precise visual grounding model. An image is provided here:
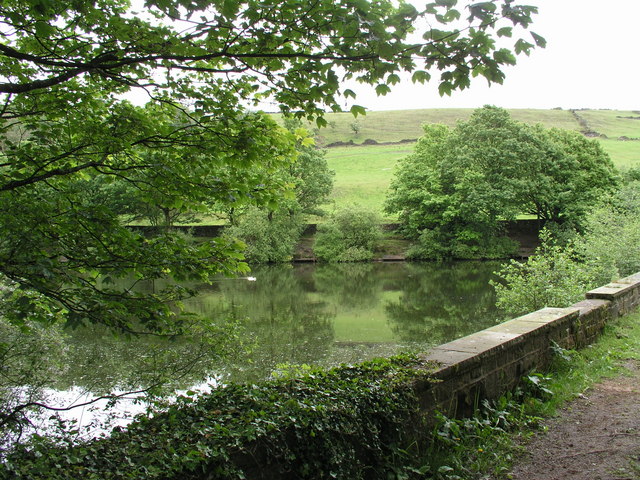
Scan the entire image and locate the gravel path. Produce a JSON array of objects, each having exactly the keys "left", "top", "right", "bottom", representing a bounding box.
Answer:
[{"left": 500, "top": 361, "right": 640, "bottom": 480}]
